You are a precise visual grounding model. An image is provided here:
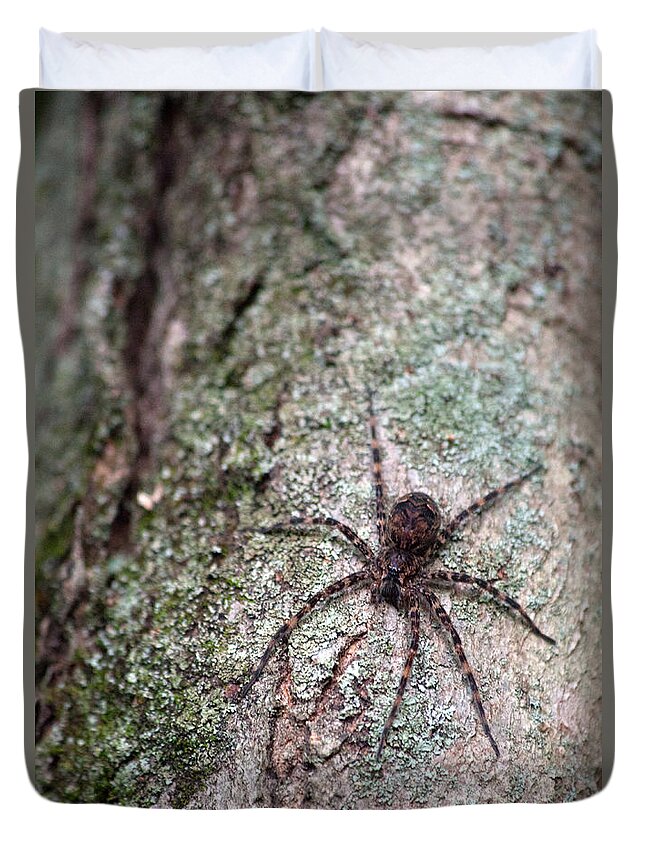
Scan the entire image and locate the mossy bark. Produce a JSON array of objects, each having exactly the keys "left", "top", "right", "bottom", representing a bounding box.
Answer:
[{"left": 34, "top": 91, "right": 602, "bottom": 808}]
